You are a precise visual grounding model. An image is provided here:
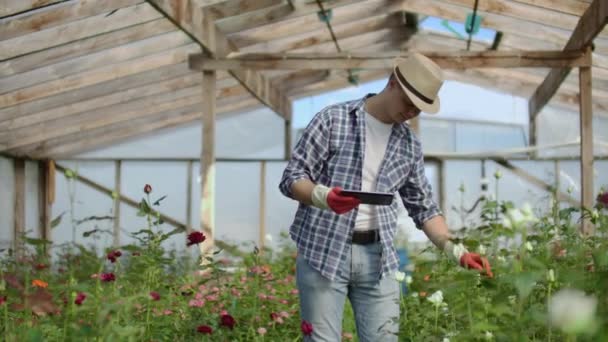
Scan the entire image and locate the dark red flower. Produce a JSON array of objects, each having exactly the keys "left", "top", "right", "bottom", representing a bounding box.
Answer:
[
  {"left": 196, "top": 325, "right": 213, "bottom": 334},
  {"left": 301, "top": 320, "right": 313, "bottom": 336},
  {"left": 106, "top": 250, "right": 122, "bottom": 263},
  {"left": 220, "top": 314, "right": 236, "bottom": 329},
  {"left": 34, "top": 263, "right": 48, "bottom": 270},
  {"left": 144, "top": 184, "right": 152, "bottom": 194},
  {"left": 149, "top": 291, "right": 160, "bottom": 301},
  {"left": 0, "top": 296, "right": 6, "bottom": 305},
  {"left": 597, "top": 191, "right": 608, "bottom": 208},
  {"left": 100, "top": 273, "right": 115, "bottom": 282},
  {"left": 75, "top": 292, "right": 86, "bottom": 305},
  {"left": 270, "top": 312, "right": 279, "bottom": 321},
  {"left": 132, "top": 252, "right": 141, "bottom": 257},
  {"left": 187, "top": 231, "right": 206, "bottom": 247}
]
